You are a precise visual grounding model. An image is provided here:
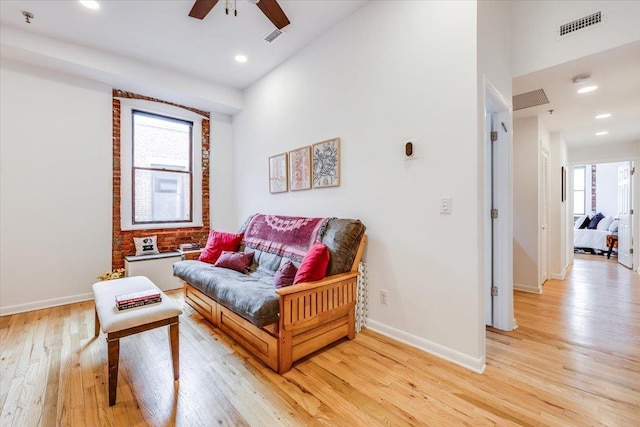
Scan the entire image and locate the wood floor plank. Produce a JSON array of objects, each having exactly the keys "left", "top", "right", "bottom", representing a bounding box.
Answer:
[{"left": 0, "top": 255, "right": 638, "bottom": 425}]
